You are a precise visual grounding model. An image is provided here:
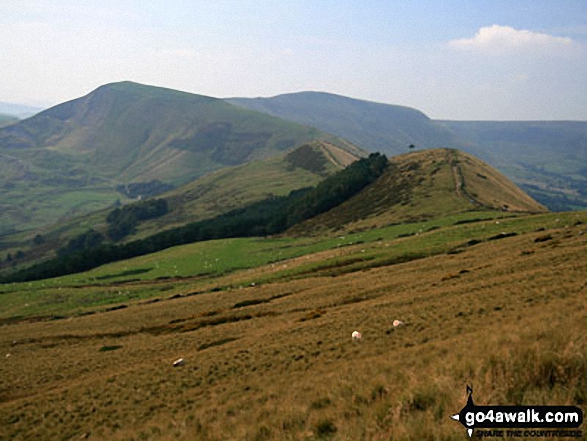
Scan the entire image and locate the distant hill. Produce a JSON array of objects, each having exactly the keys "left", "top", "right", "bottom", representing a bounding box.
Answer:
[
  {"left": 0, "top": 101, "right": 43, "bottom": 119},
  {"left": 439, "top": 121, "right": 587, "bottom": 211},
  {"left": 0, "top": 82, "right": 358, "bottom": 236},
  {"left": 290, "top": 148, "right": 547, "bottom": 234},
  {"left": 227, "top": 92, "right": 470, "bottom": 156}
]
